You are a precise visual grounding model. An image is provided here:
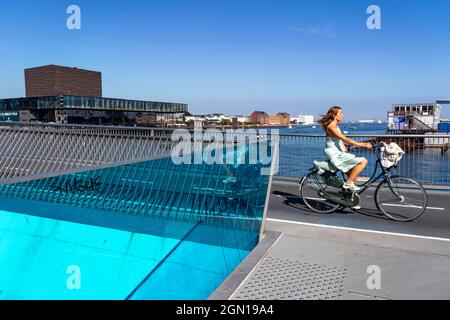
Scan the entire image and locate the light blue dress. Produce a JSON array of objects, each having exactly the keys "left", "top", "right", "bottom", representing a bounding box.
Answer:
[{"left": 324, "top": 128, "right": 365, "bottom": 173}]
